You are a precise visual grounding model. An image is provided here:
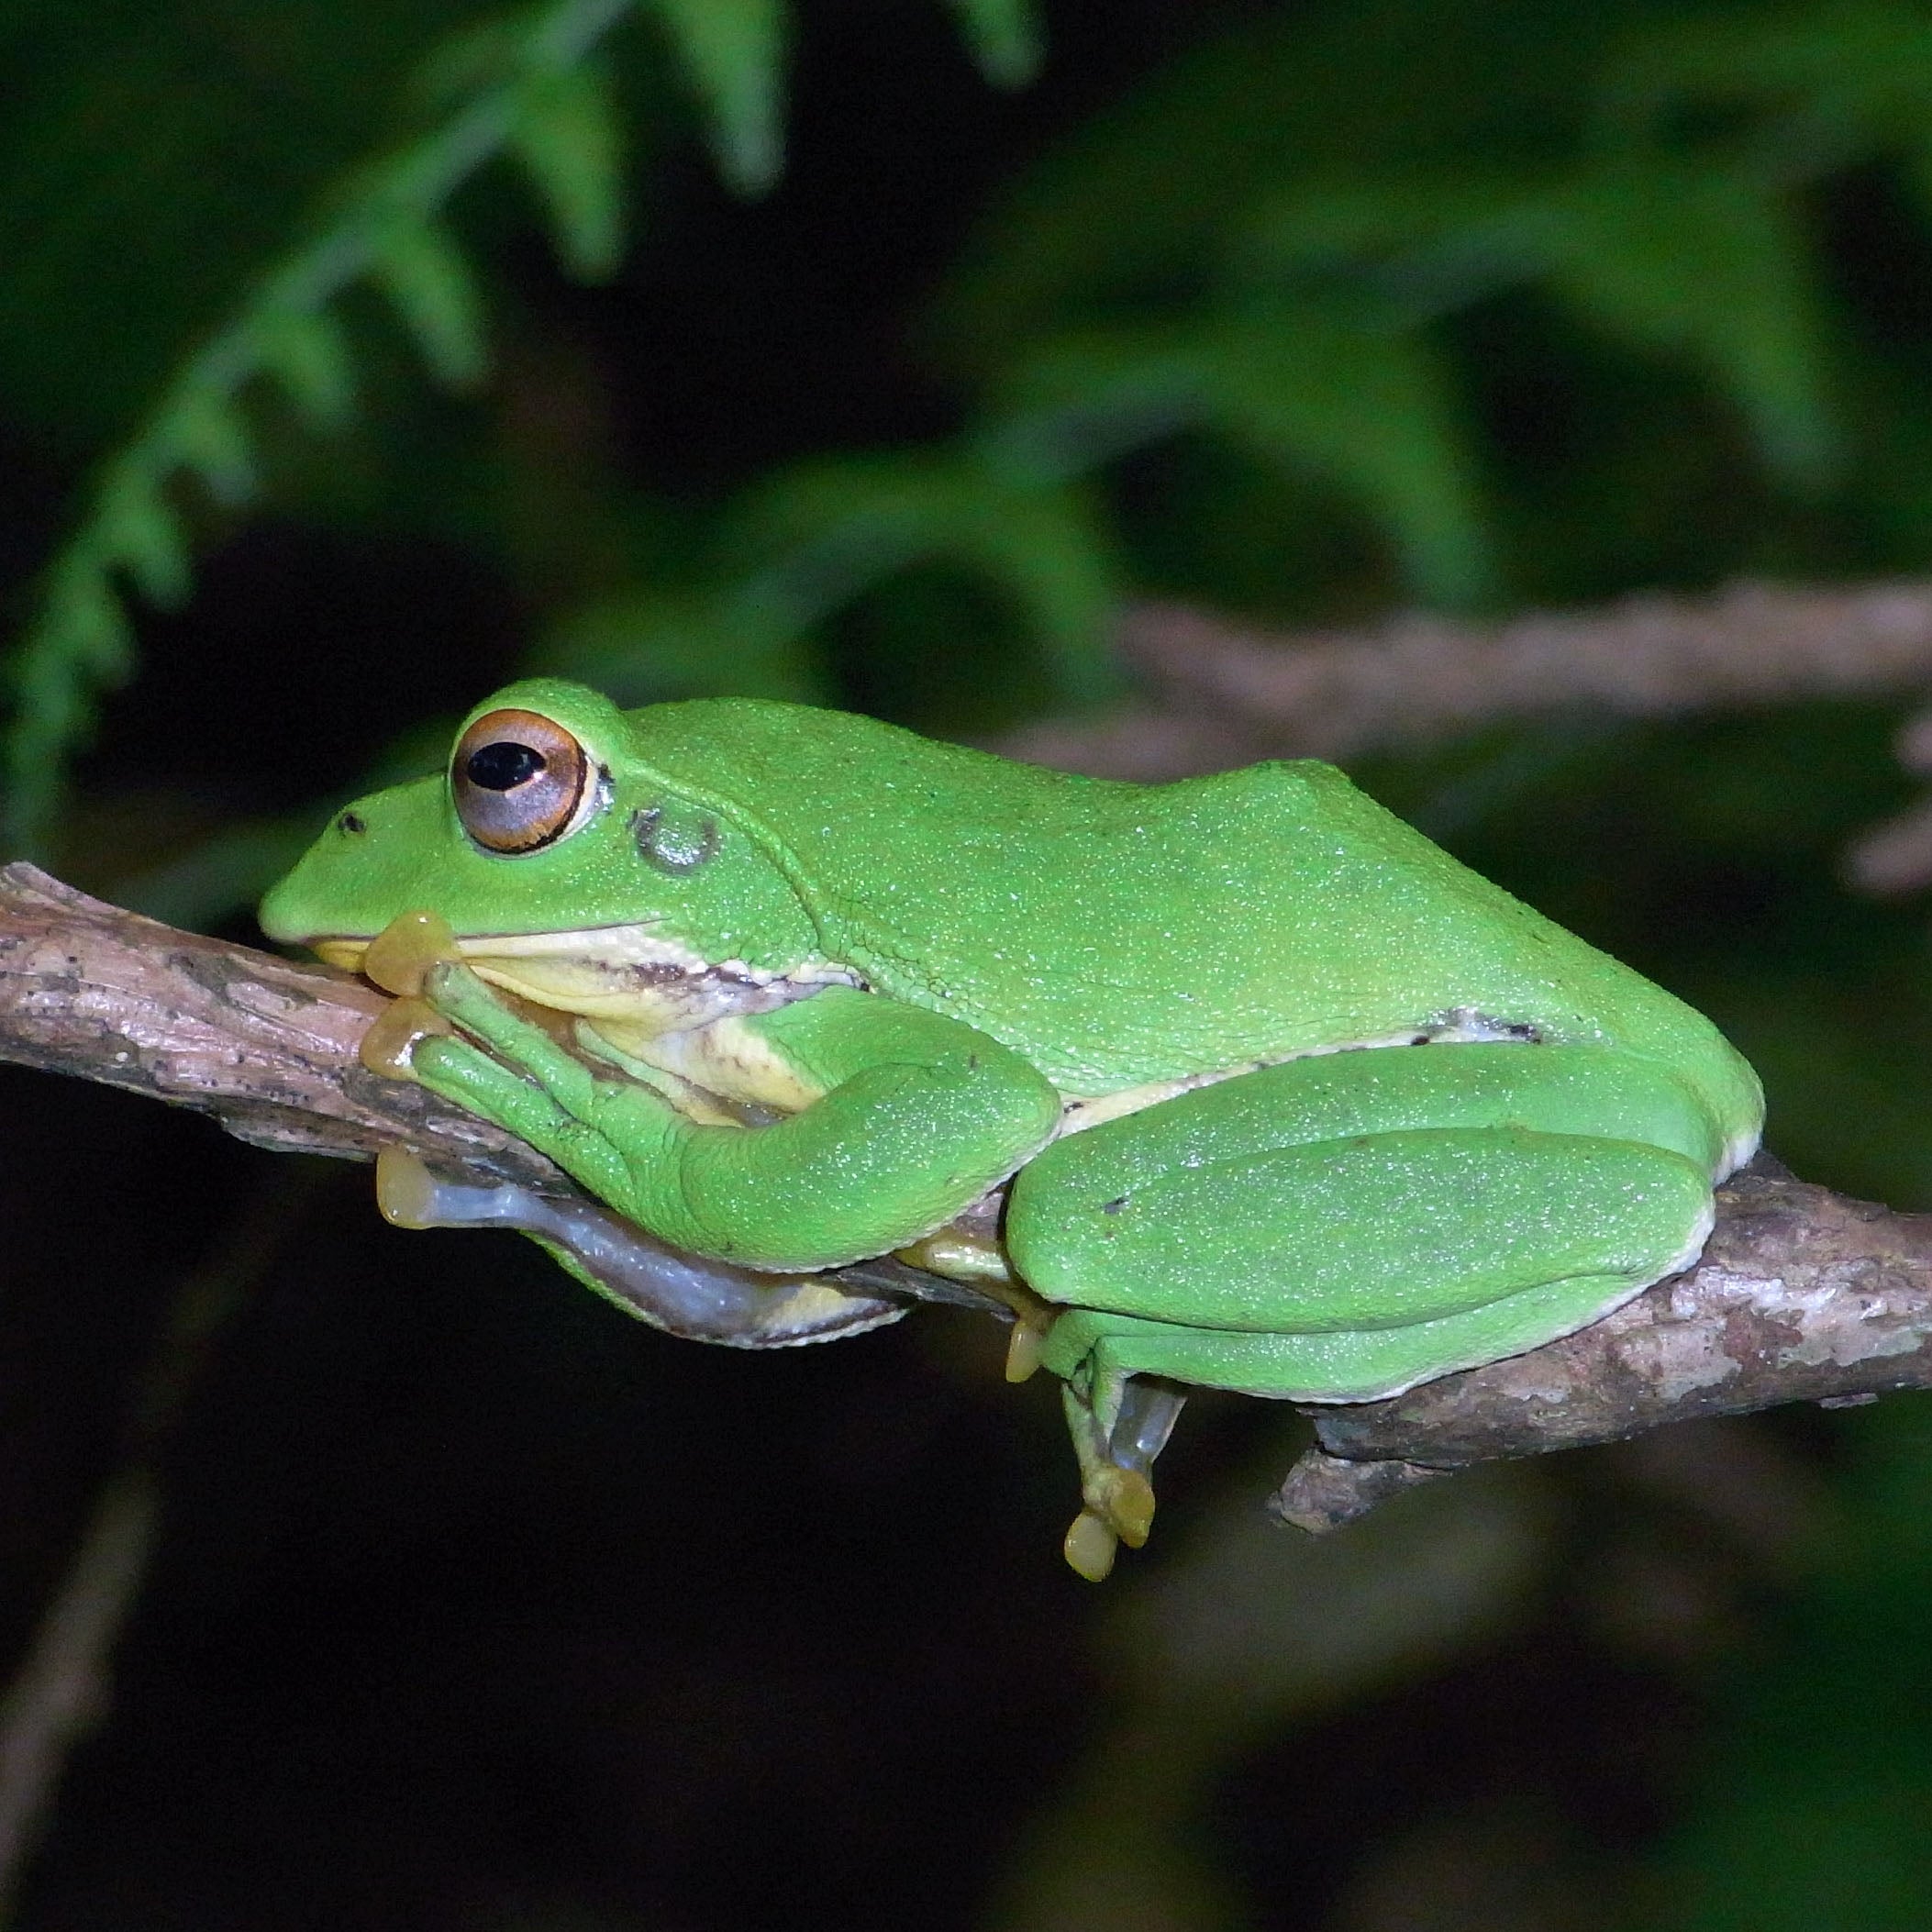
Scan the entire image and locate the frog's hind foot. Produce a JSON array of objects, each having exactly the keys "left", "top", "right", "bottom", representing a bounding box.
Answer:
[{"left": 1060, "top": 1374, "right": 1187, "bottom": 1582}]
